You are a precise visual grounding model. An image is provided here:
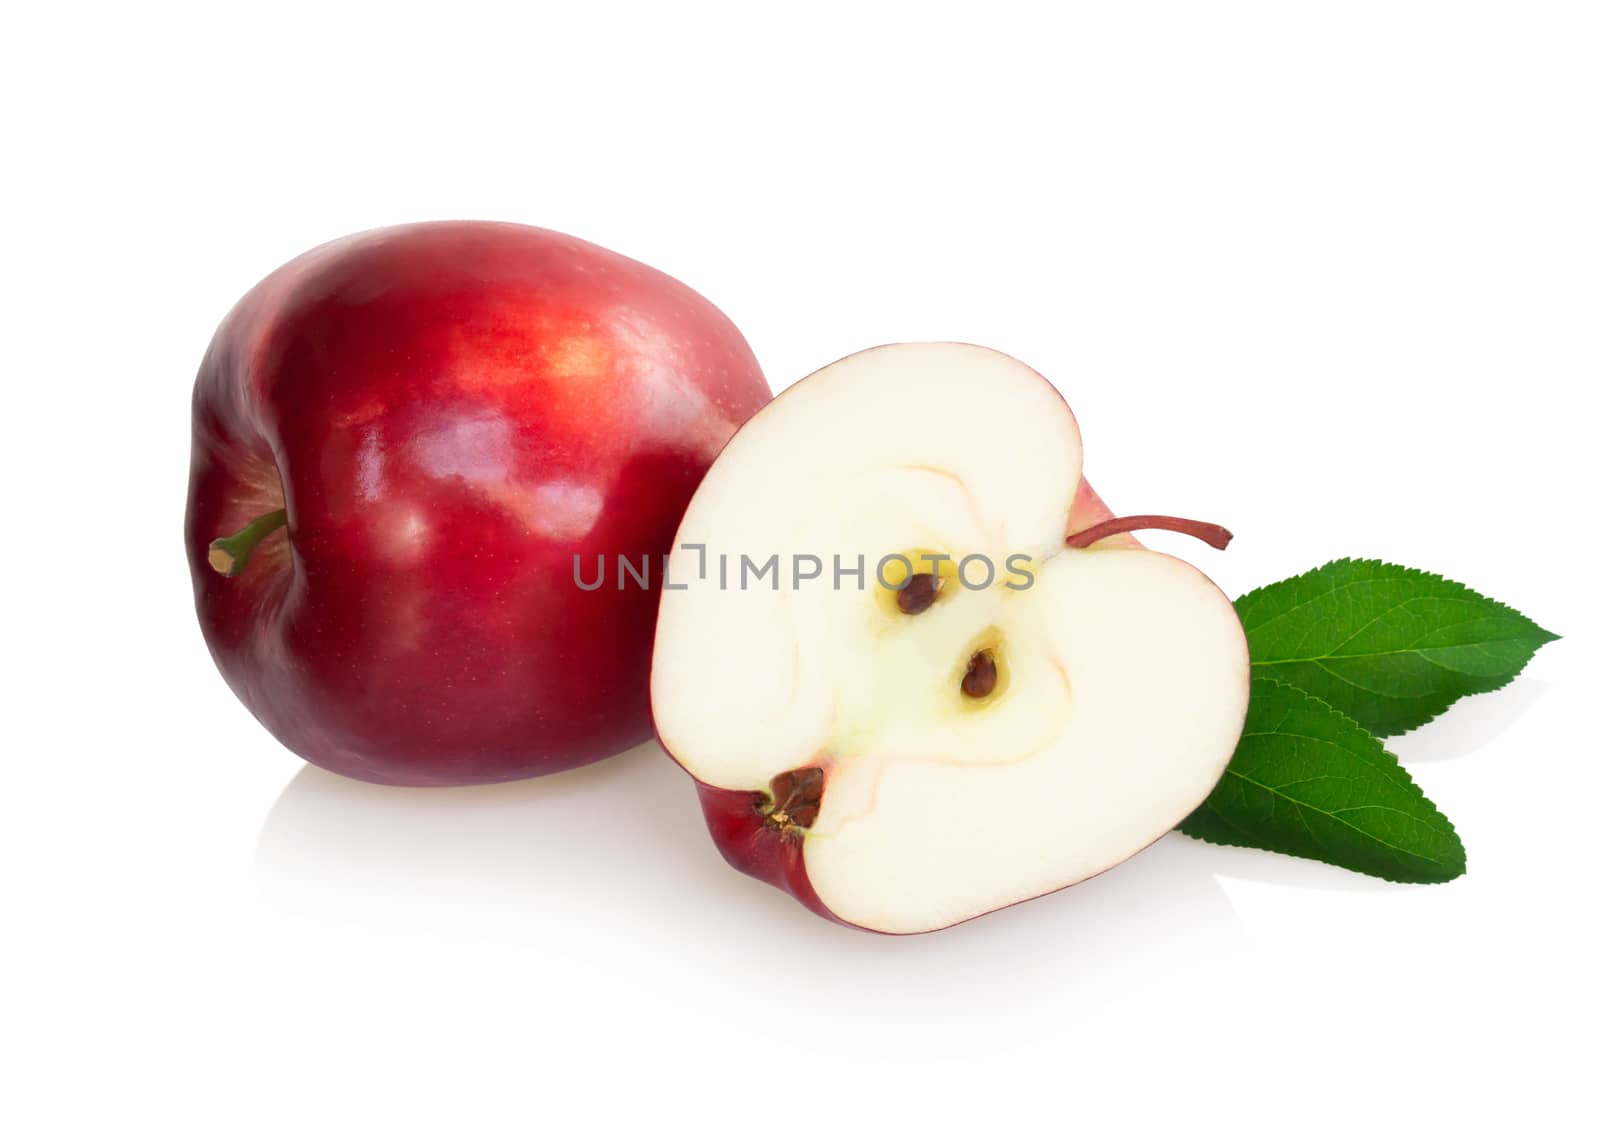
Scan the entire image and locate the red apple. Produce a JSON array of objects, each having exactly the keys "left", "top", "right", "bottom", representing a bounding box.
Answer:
[{"left": 187, "top": 221, "right": 770, "bottom": 785}]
